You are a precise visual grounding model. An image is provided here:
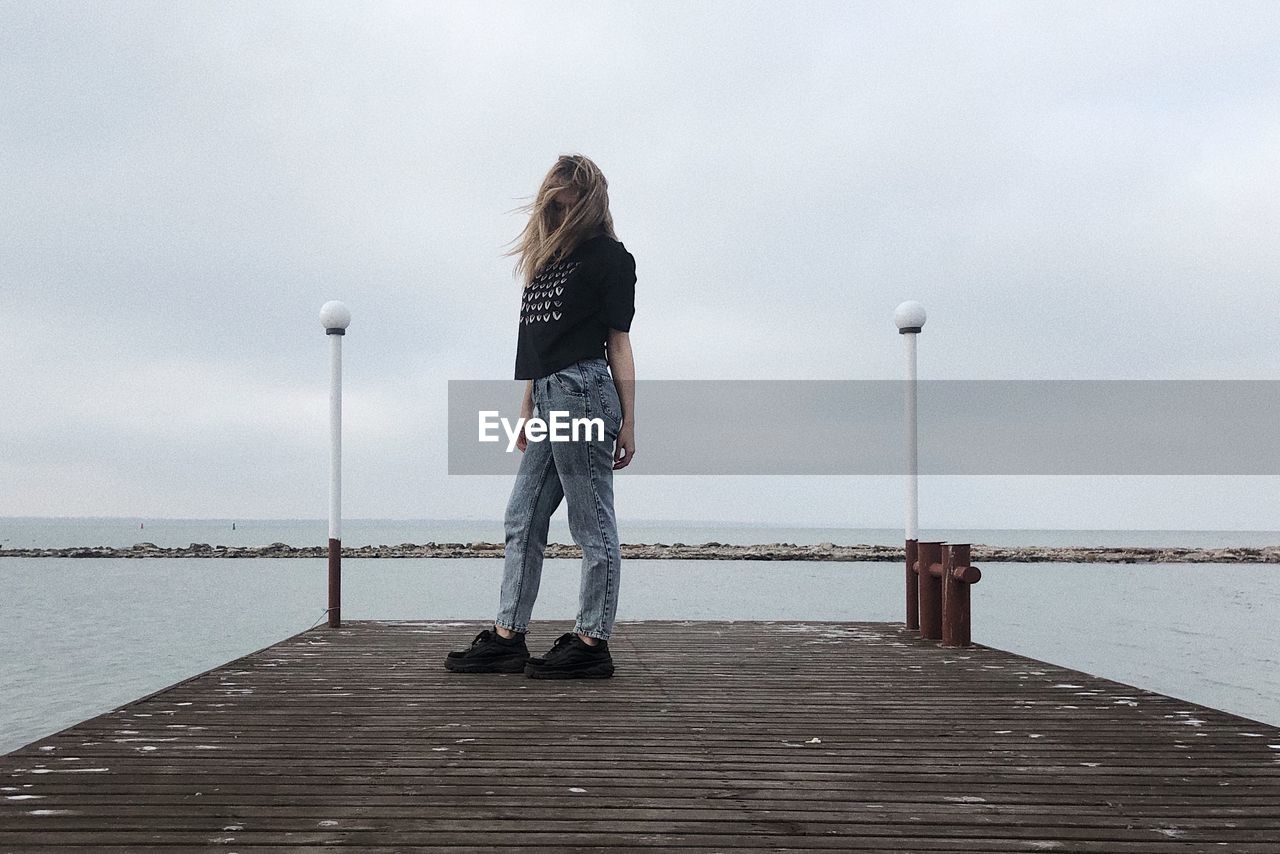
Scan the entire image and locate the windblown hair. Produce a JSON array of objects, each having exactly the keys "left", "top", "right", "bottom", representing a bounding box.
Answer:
[{"left": 504, "top": 153, "right": 617, "bottom": 287}]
